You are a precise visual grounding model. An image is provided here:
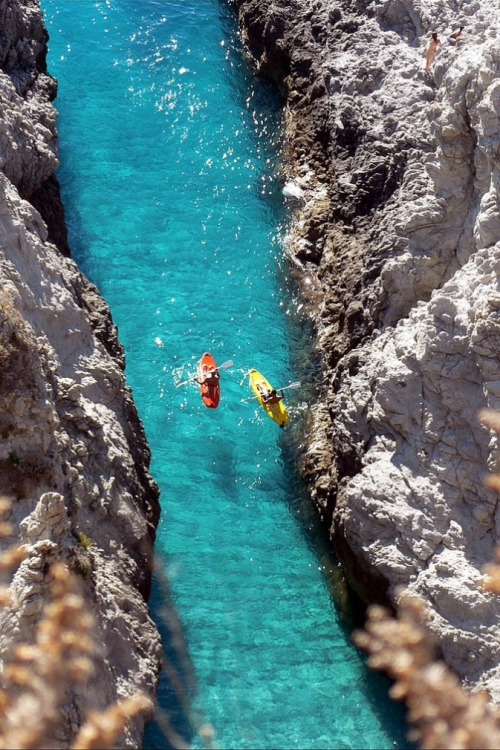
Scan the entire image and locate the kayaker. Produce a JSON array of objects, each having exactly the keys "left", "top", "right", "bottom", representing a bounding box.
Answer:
[
  {"left": 262, "top": 388, "right": 284, "bottom": 405},
  {"left": 197, "top": 368, "right": 220, "bottom": 387}
]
